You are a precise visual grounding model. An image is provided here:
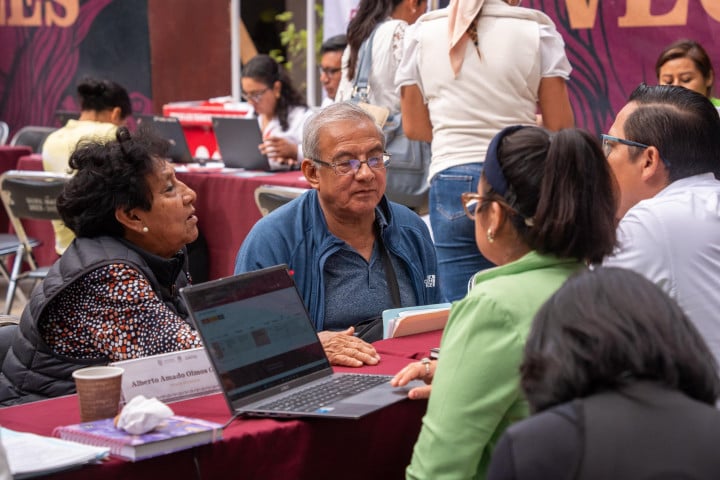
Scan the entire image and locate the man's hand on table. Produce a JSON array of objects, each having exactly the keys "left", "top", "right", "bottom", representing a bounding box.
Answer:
[
  {"left": 391, "top": 359, "right": 436, "bottom": 400},
  {"left": 318, "top": 327, "right": 380, "bottom": 367}
]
